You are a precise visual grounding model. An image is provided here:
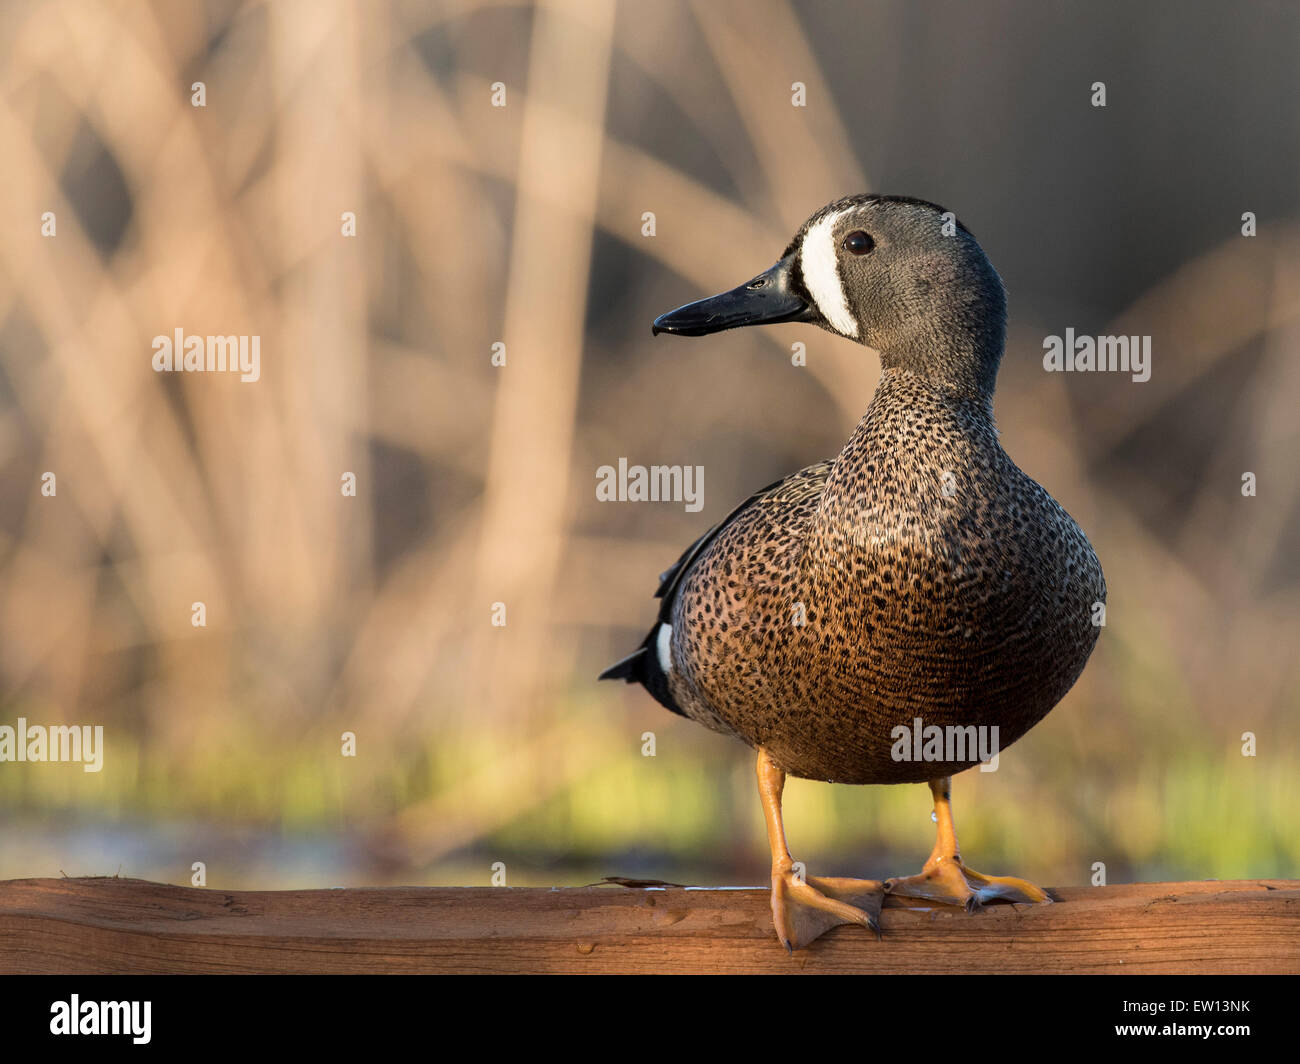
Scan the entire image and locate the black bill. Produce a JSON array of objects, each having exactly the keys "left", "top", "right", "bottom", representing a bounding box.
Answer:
[{"left": 652, "top": 254, "right": 812, "bottom": 336}]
